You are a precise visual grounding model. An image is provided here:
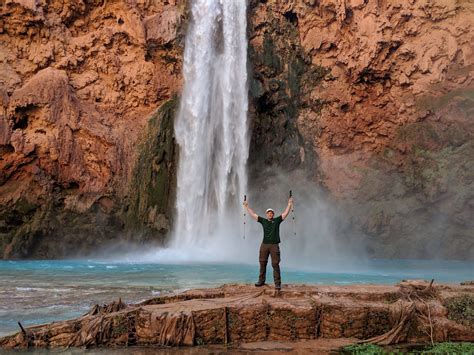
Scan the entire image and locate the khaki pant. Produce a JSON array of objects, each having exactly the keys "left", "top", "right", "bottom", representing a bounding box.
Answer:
[{"left": 258, "top": 243, "right": 281, "bottom": 288}]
